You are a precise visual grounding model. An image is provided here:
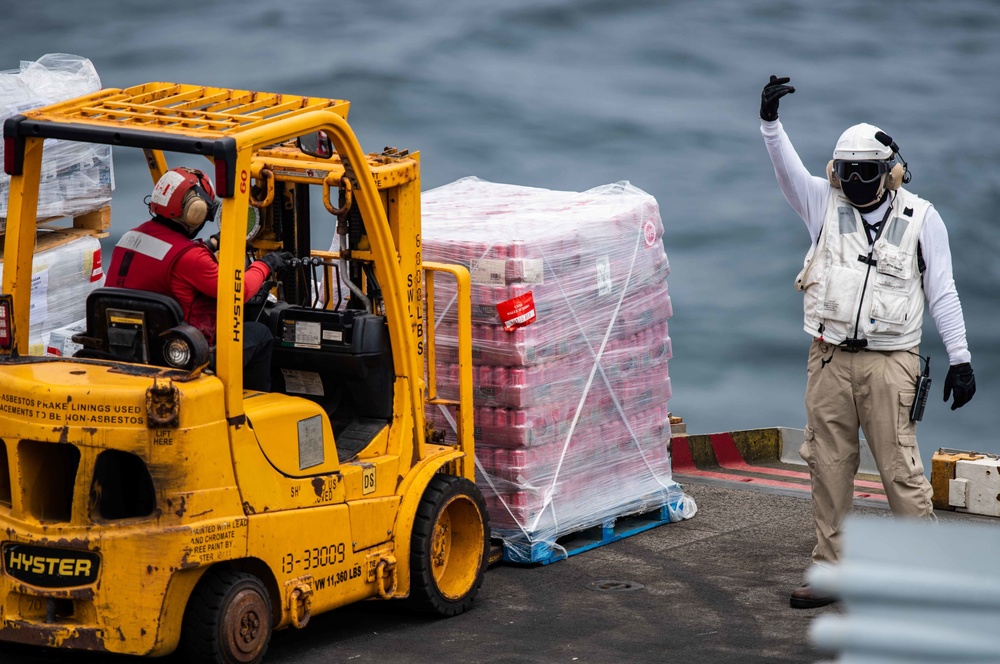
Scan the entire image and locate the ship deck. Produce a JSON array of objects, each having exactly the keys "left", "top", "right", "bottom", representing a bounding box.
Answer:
[{"left": 2, "top": 431, "right": 994, "bottom": 664}]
